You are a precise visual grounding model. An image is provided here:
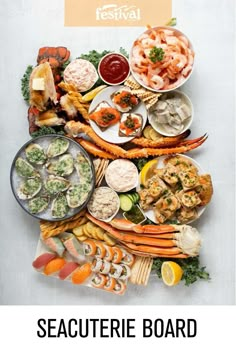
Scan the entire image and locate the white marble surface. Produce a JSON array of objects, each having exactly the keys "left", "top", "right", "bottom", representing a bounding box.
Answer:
[{"left": 0, "top": 0, "right": 235, "bottom": 305}]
